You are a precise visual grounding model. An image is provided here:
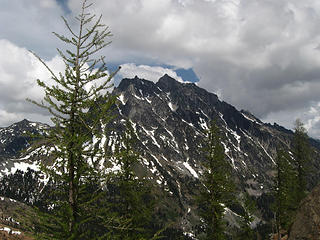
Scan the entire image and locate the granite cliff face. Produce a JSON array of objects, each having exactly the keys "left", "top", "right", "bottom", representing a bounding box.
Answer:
[{"left": 1, "top": 74, "right": 320, "bottom": 237}]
